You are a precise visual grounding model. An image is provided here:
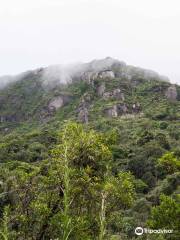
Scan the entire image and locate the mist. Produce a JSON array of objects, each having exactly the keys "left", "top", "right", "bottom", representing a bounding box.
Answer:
[
  {"left": 0, "top": 0, "right": 180, "bottom": 85},
  {"left": 42, "top": 57, "right": 122, "bottom": 87},
  {"left": 0, "top": 57, "right": 171, "bottom": 90},
  {"left": 0, "top": 72, "right": 30, "bottom": 89}
]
